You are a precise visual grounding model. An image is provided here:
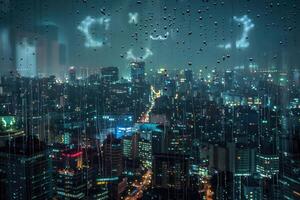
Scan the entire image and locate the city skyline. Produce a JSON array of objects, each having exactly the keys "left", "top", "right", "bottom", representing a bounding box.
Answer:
[{"left": 0, "top": 1, "right": 300, "bottom": 200}]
